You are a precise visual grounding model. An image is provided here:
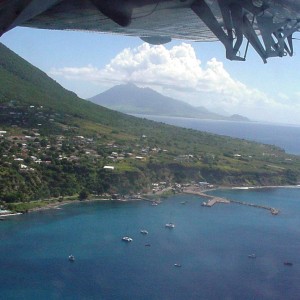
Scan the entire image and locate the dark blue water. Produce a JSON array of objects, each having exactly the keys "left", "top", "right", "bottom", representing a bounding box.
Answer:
[
  {"left": 1, "top": 188, "right": 300, "bottom": 299},
  {"left": 134, "top": 115, "right": 300, "bottom": 155}
]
